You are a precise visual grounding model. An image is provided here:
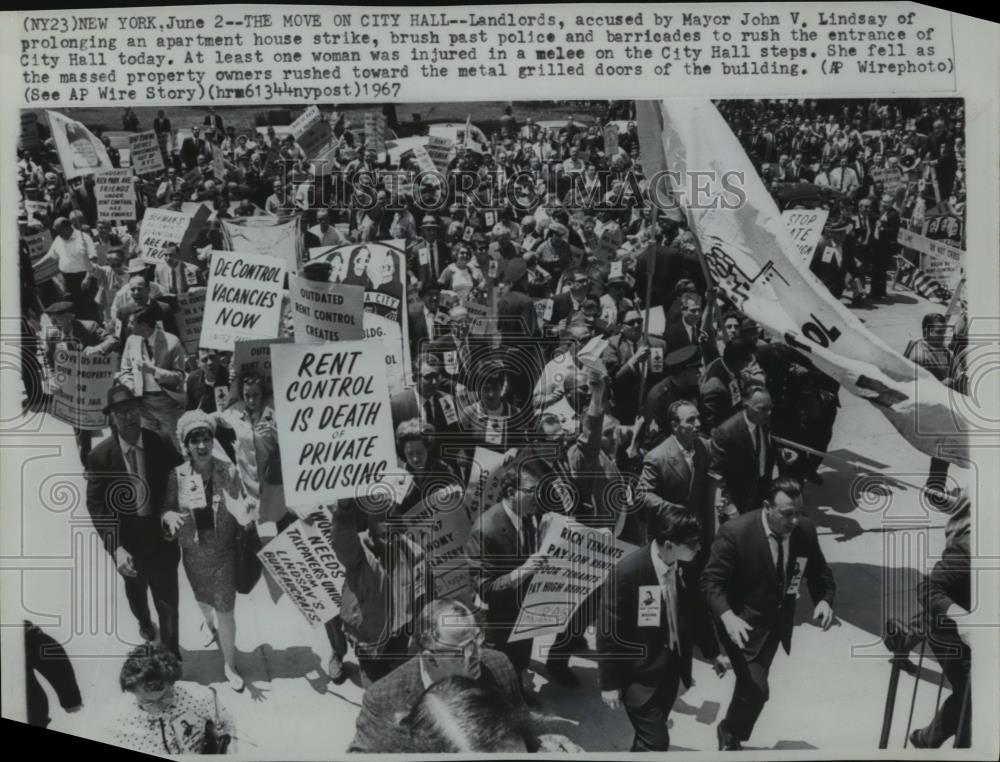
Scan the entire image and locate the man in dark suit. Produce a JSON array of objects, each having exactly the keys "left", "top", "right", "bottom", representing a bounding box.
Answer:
[
  {"left": 700, "top": 341, "right": 754, "bottom": 434},
  {"left": 349, "top": 599, "right": 525, "bottom": 752},
  {"left": 185, "top": 347, "right": 231, "bottom": 413},
  {"left": 465, "top": 458, "right": 548, "bottom": 692},
  {"left": 390, "top": 355, "right": 465, "bottom": 470},
  {"left": 663, "top": 291, "right": 720, "bottom": 365},
  {"left": 702, "top": 477, "right": 835, "bottom": 750},
  {"left": 597, "top": 506, "right": 727, "bottom": 751},
  {"left": 710, "top": 386, "right": 776, "bottom": 519},
  {"left": 428, "top": 305, "right": 493, "bottom": 390},
  {"left": 85, "top": 385, "right": 184, "bottom": 656},
  {"left": 497, "top": 258, "right": 544, "bottom": 407},
  {"left": 407, "top": 282, "right": 447, "bottom": 360},
  {"left": 639, "top": 400, "right": 716, "bottom": 552},
  {"left": 603, "top": 310, "right": 669, "bottom": 425},
  {"left": 550, "top": 271, "right": 590, "bottom": 325}
]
